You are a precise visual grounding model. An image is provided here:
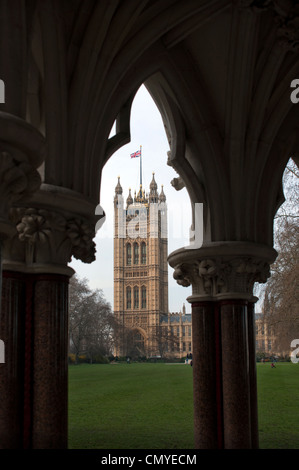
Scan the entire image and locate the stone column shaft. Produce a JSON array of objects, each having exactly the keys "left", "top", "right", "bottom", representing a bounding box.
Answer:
[
  {"left": 220, "top": 300, "right": 251, "bottom": 448},
  {"left": 31, "top": 274, "right": 69, "bottom": 449},
  {"left": 0, "top": 271, "right": 69, "bottom": 449},
  {"left": 191, "top": 301, "right": 223, "bottom": 449},
  {"left": 0, "top": 271, "right": 25, "bottom": 448},
  {"left": 248, "top": 301, "right": 259, "bottom": 449}
]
